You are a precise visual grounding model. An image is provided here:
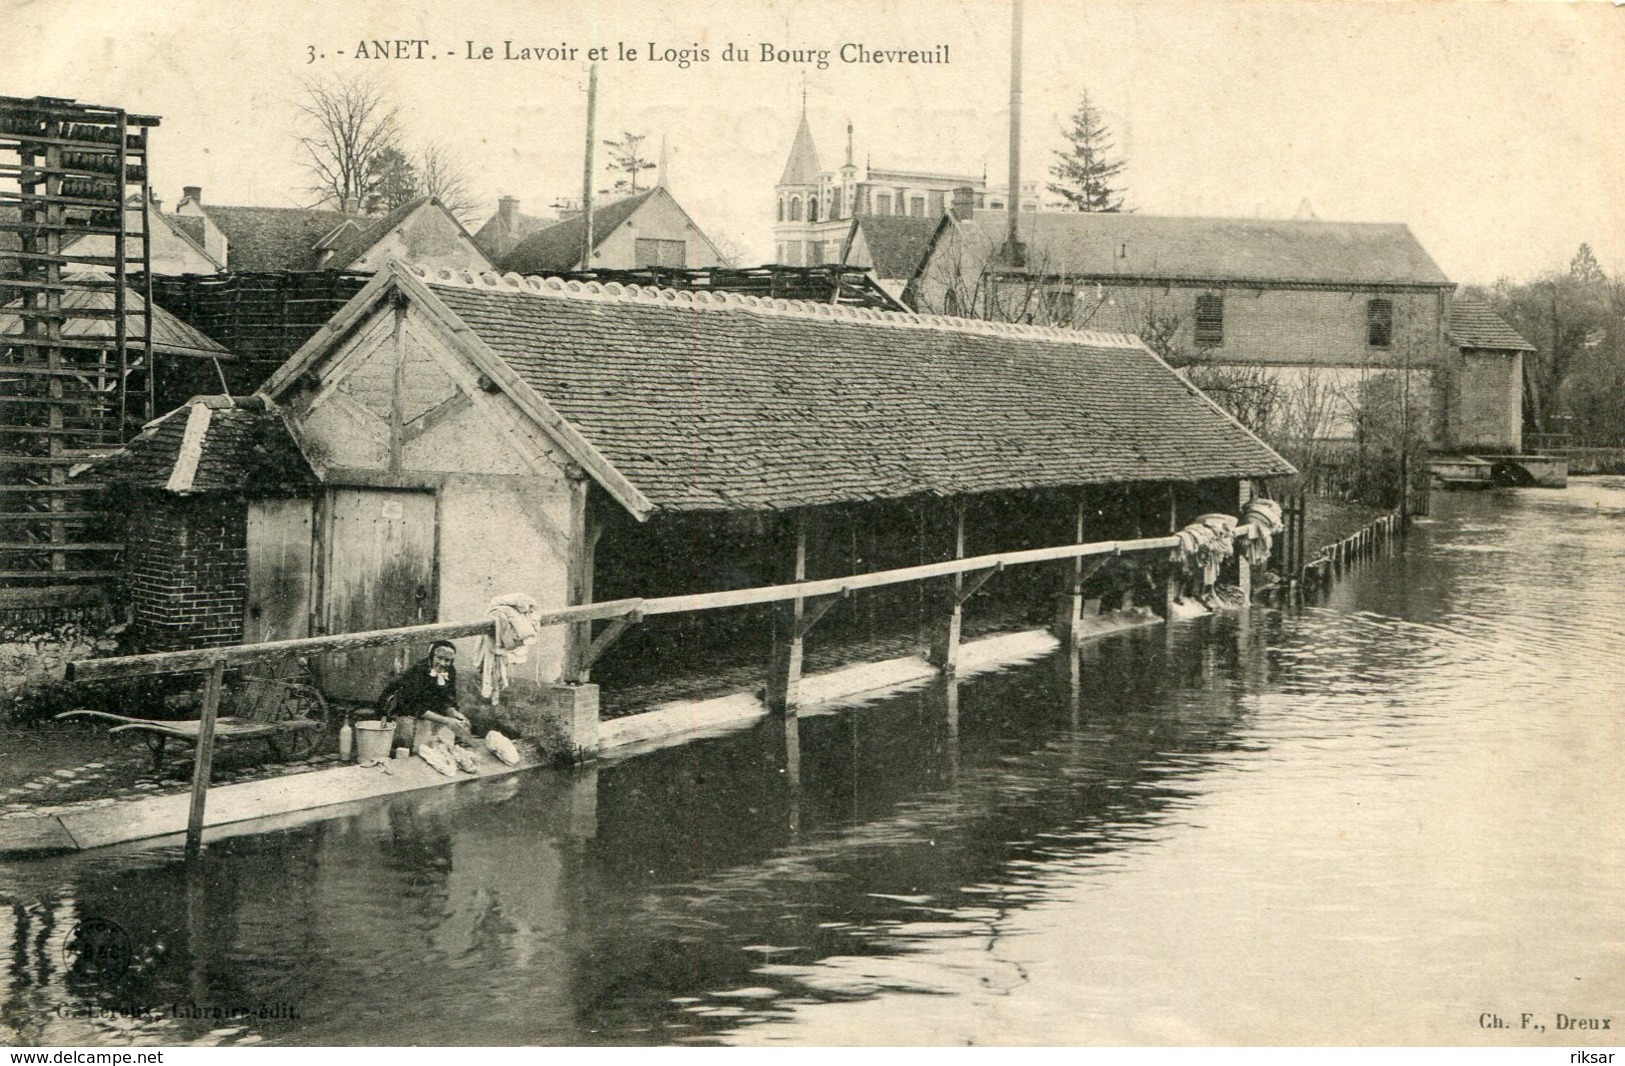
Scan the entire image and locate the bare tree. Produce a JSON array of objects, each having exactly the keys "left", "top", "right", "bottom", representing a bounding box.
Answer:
[
  {"left": 418, "top": 141, "right": 479, "bottom": 225},
  {"left": 294, "top": 74, "right": 401, "bottom": 211}
]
